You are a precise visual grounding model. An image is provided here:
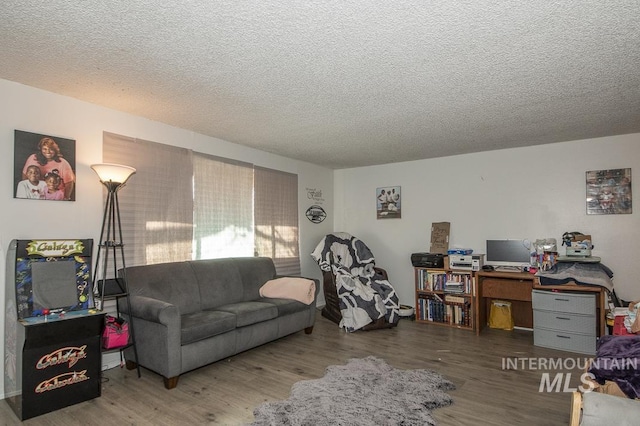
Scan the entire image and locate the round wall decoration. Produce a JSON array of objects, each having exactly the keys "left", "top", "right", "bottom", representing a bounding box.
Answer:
[{"left": 305, "top": 205, "right": 327, "bottom": 223}]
